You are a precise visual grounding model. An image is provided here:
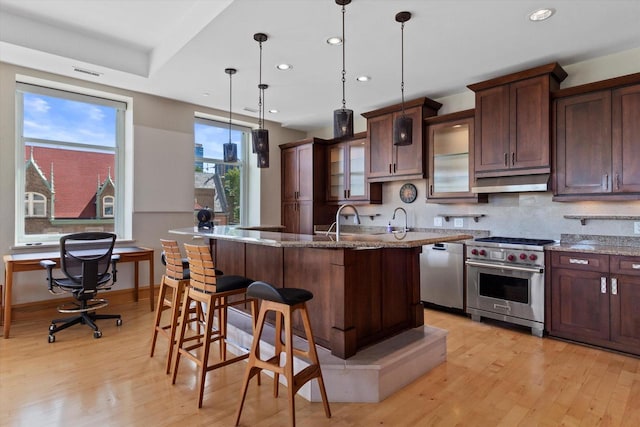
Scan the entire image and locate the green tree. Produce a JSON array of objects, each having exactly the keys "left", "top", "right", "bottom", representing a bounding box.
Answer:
[{"left": 223, "top": 167, "right": 240, "bottom": 223}]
